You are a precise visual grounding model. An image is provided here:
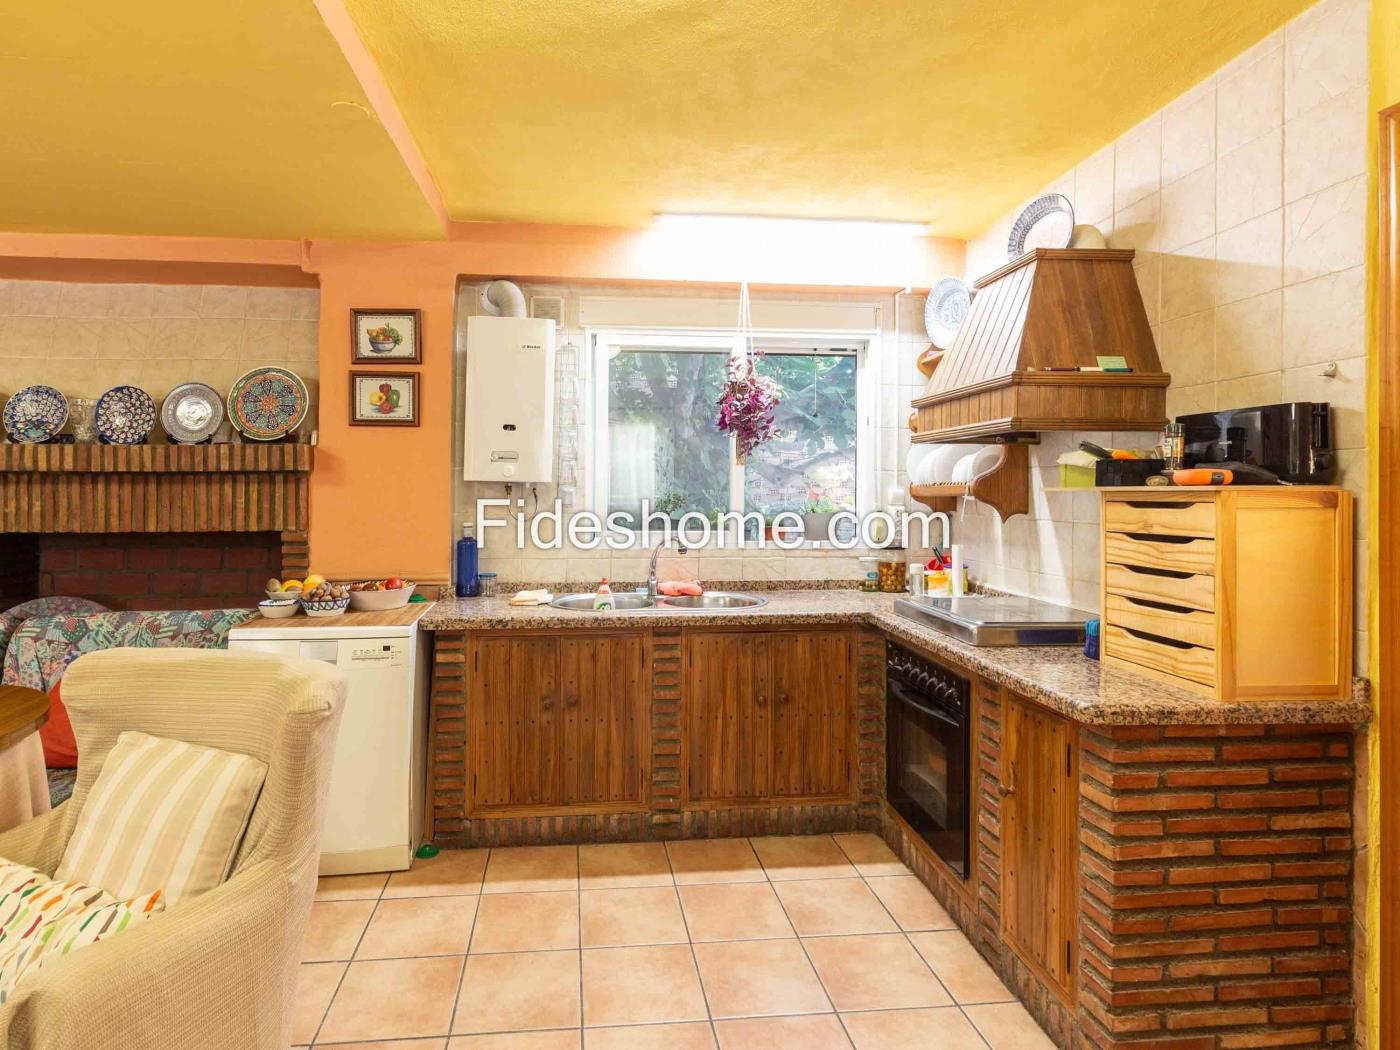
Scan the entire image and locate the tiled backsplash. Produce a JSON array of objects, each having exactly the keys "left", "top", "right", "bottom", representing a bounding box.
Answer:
[
  {"left": 0, "top": 280, "right": 321, "bottom": 440},
  {"left": 451, "top": 282, "right": 938, "bottom": 584},
  {"left": 956, "top": 0, "right": 1369, "bottom": 671}
]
